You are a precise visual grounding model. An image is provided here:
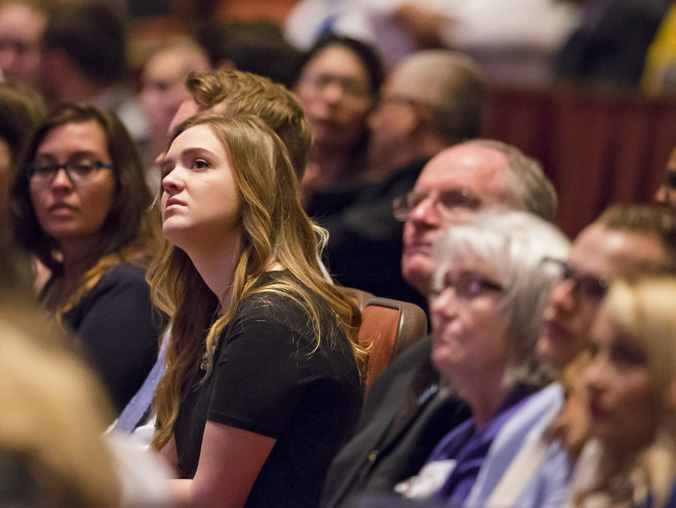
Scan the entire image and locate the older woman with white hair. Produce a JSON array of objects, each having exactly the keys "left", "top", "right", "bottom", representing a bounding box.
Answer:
[{"left": 393, "top": 207, "right": 570, "bottom": 505}]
